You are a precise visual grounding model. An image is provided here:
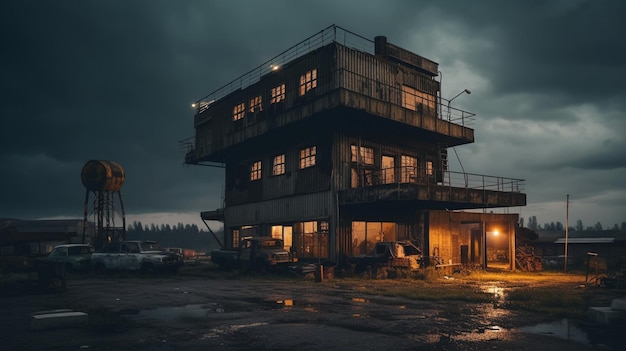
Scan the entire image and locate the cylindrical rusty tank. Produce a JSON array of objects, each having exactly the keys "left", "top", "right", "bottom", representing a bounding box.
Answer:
[{"left": 81, "top": 160, "right": 125, "bottom": 192}]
